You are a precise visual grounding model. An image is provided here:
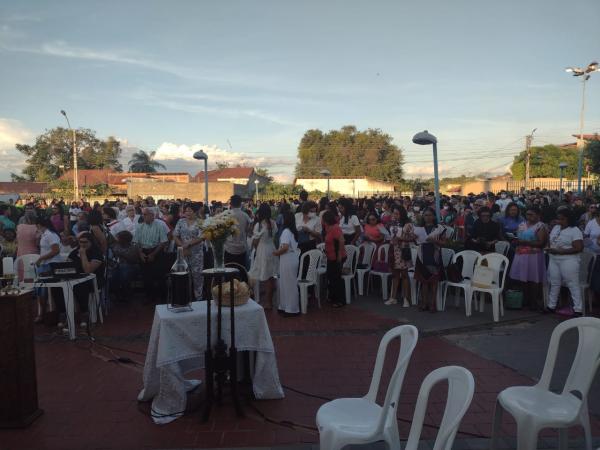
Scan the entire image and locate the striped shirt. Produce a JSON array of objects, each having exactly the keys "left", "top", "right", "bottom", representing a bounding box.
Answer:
[{"left": 133, "top": 220, "right": 168, "bottom": 249}]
